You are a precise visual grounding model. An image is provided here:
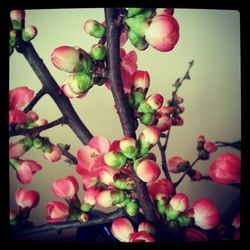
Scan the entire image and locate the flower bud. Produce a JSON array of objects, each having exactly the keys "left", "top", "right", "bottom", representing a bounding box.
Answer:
[
  {"left": 126, "top": 16, "right": 149, "bottom": 37},
  {"left": 139, "top": 112, "right": 155, "bottom": 126},
  {"left": 119, "top": 137, "right": 138, "bottom": 159},
  {"left": 134, "top": 159, "right": 161, "bottom": 182},
  {"left": 125, "top": 200, "right": 139, "bottom": 216},
  {"left": 146, "top": 93, "right": 164, "bottom": 110},
  {"left": 104, "top": 151, "right": 127, "bottom": 168},
  {"left": 97, "top": 165, "right": 119, "bottom": 185},
  {"left": 111, "top": 190, "right": 126, "bottom": 205},
  {"left": 177, "top": 215, "right": 191, "bottom": 227},
  {"left": 128, "top": 30, "right": 149, "bottom": 51},
  {"left": 90, "top": 44, "right": 106, "bottom": 61},
  {"left": 84, "top": 20, "right": 105, "bottom": 38},
  {"left": 137, "top": 101, "right": 154, "bottom": 113},
  {"left": 132, "top": 70, "right": 150, "bottom": 93},
  {"left": 127, "top": 8, "right": 145, "bottom": 17},
  {"left": 129, "top": 231, "right": 155, "bottom": 242},
  {"left": 22, "top": 25, "right": 37, "bottom": 41},
  {"left": 10, "top": 30, "right": 16, "bottom": 46},
  {"left": 10, "top": 10, "right": 25, "bottom": 30},
  {"left": 156, "top": 202, "right": 167, "bottom": 215},
  {"left": 168, "top": 156, "right": 189, "bottom": 174},
  {"left": 78, "top": 213, "right": 89, "bottom": 223},
  {"left": 130, "top": 91, "right": 145, "bottom": 108},
  {"left": 165, "top": 207, "right": 180, "bottom": 220},
  {"left": 169, "top": 193, "right": 189, "bottom": 212},
  {"left": 69, "top": 73, "right": 93, "bottom": 94},
  {"left": 27, "top": 111, "right": 39, "bottom": 121},
  {"left": 46, "top": 201, "right": 69, "bottom": 223},
  {"left": 204, "top": 141, "right": 217, "bottom": 153},
  {"left": 16, "top": 188, "right": 40, "bottom": 209},
  {"left": 138, "top": 222, "right": 155, "bottom": 235},
  {"left": 43, "top": 145, "right": 62, "bottom": 162},
  {"left": 95, "top": 190, "right": 114, "bottom": 208},
  {"left": 155, "top": 113, "right": 172, "bottom": 132}
]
